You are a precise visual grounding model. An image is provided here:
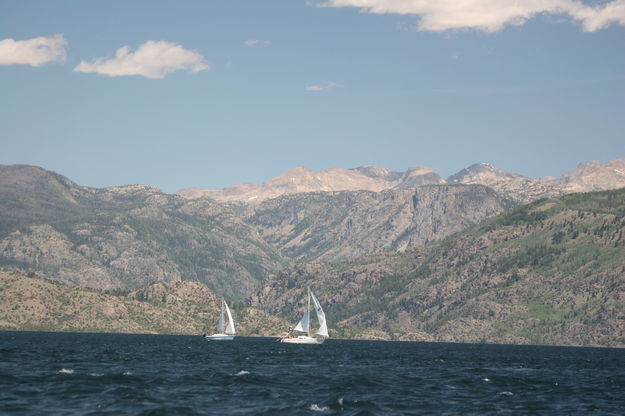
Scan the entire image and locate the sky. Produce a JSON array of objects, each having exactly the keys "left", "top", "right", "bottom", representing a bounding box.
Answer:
[{"left": 1, "top": 0, "right": 624, "bottom": 192}]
